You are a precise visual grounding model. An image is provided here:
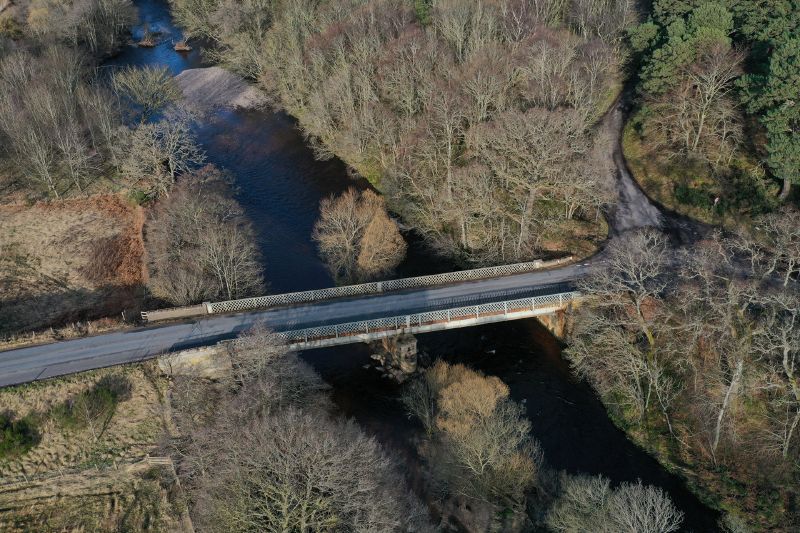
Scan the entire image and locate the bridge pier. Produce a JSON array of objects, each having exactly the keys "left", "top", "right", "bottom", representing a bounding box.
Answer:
[{"left": 370, "top": 334, "right": 418, "bottom": 382}]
